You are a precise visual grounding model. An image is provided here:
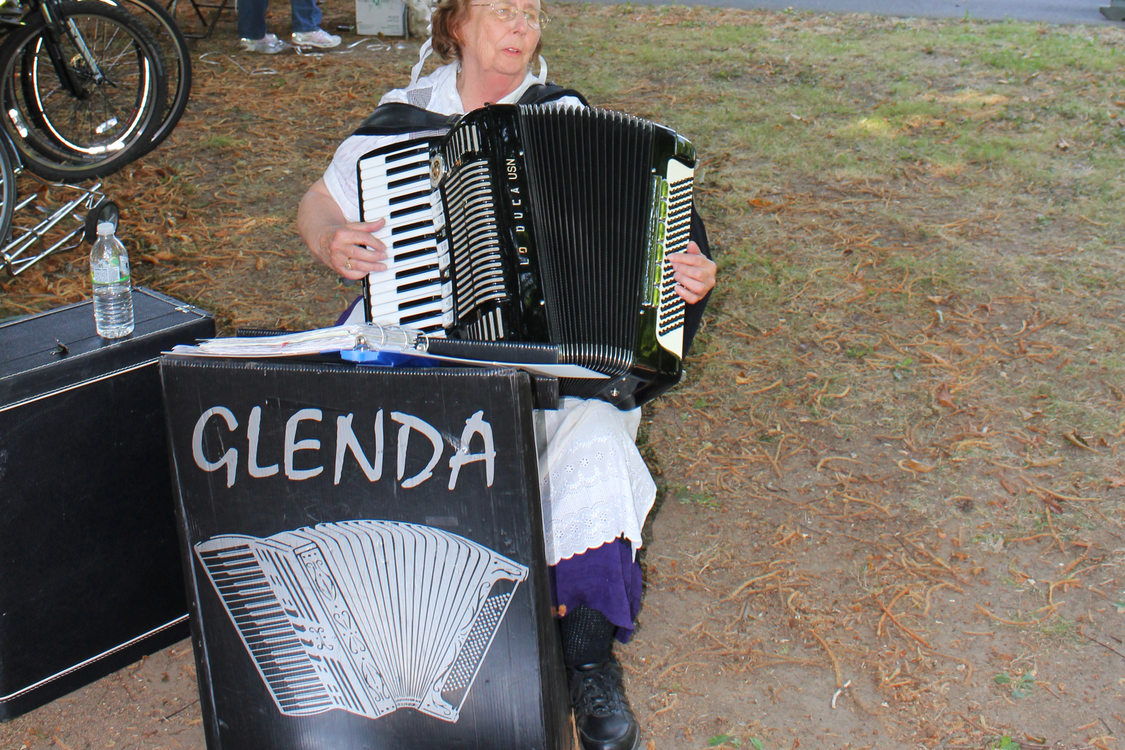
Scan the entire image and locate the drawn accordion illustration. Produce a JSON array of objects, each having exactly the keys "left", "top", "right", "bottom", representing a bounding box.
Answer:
[{"left": 194, "top": 520, "right": 529, "bottom": 723}]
